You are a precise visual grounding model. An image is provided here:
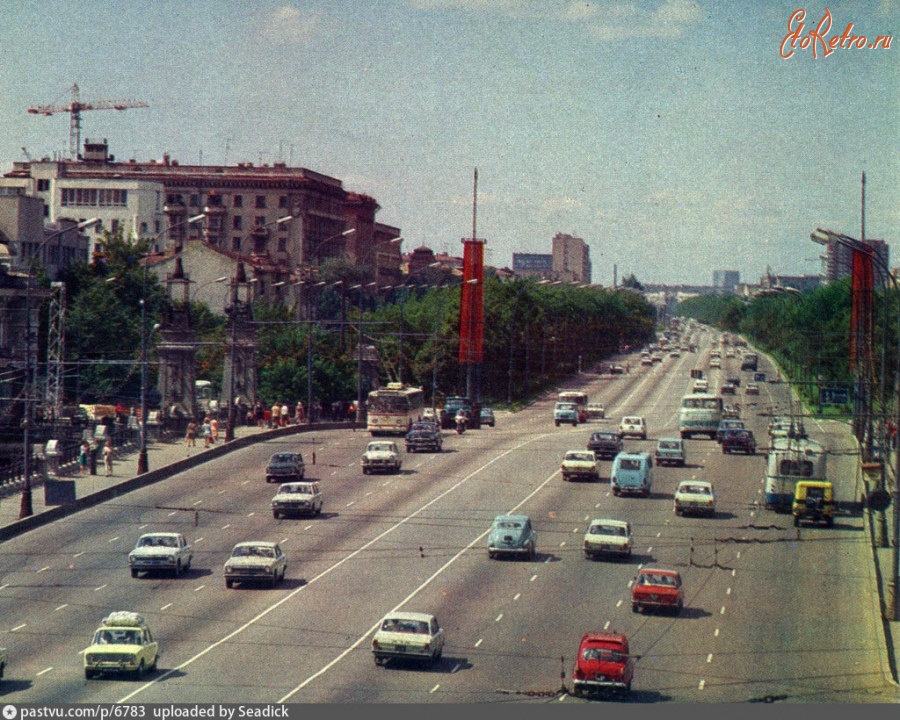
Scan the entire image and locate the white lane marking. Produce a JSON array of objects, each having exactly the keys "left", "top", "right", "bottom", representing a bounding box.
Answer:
[
  {"left": 94, "top": 584, "right": 107, "bottom": 592},
  {"left": 73, "top": 553, "right": 85, "bottom": 558},
  {"left": 627, "top": 580, "right": 634, "bottom": 588},
  {"left": 714, "top": 628, "right": 720, "bottom": 637},
  {"left": 108, "top": 536, "right": 120, "bottom": 543},
  {"left": 560, "top": 541, "right": 566, "bottom": 547},
  {"left": 474, "top": 639, "right": 483, "bottom": 648},
  {"left": 304, "top": 525, "right": 313, "bottom": 531},
  {"left": 595, "top": 502, "right": 602, "bottom": 508},
  {"left": 572, "top": 528, "right": 579, "bottom": 533},
  {"left": 430, "top": 684, "right": 440, "bottom": 694},
  {"left": 699, "top": 679, "right": 706, "bottom": 690},
  {"left": 603, "top": 621, "right": 610, "bottom": 630},
  {"left": 366, "top": 492, "right": 373, "bottom": 497},
  {"left": 222, "top": 524, "right": 231, "bottom": 530},
  {"left": 382, "top": 481, "right": 391, "bottom": 486},
  {"left": 241, "top": 480, "right": 250, "bottom": 486},
  {"left": 193, "top": 500, "right": 203, "bottom": 506},
  {"left": 736, "top": 551, "right": 741, "bottom": 559},
  {"left": 160, "top": 604, "right": 172, "bottom": 611},
  {"left": 726, "top": 587, "right": 732, "bottom": 595},
  {"left": 584, "top": 515, "right": 590, "bottom": 521},
  {"left": 139, "top": 524, "right": 148, "bottom": 529},
  {"left": 706, "top": 653, "right": 713, "bottom": 663},
  {"left": 195, "top": 538, "right": 204, "bottom": 543},
  {"left": 647, "top": 547, "right": 653, "bottom": 553},
  {"left": 513, "top": 593, "right": 521, "bottom": 601},
  {"left": 530, "top": 575, "right": 538, "bottom": 582},
  {"left": 11, "top": 624, "right": 27, "bottom": 632},
  {"left": 720, "top": 606, "right": 726, "bottom": 615},
  {"left": 38, "top": 566, "right": 50, "bottom": 573},
  {"left": 656, "top": 532, "right": 661, "bottom": 538},
  {"left": 544, "top": 556, "right": 551, "bottom": 564},
  {"left": 496, "top": 614, "right": 503, "bottom": 622},
  {"left": 55, "top": 604, "right": 68, "bottom": 611},
  {"left": 281, "top": 538, "right": 288, "bottom": 544},
  {"left": 451, "top": 663, "right": 460, "bottom": 674},
  {"left": 346, "top": 501, "right": 355, "bottom": 508},
  {"left": 218, "top": 489, "right": 228, "bottom": 494},
  {"left": 36, "top": 667, "right": 53, "bottom": 676},
  {"left": 616, "top": 600, "right": 623, "bottom": 608},
  {"left": 247, "top": 512, "right": 255, "bottom": 517},
  {"left": 0, "top": 584, "right": 7, "bottom": 591},
  {"left": 194, "top": 585, "right": 205, "bottom": 592},
  {"left": 167, "top": 511, "right": 177, "bottom": 517},
  {"left": 122, "top": 432, "right": 558, "bottom": 705},
  {"left": 732, "top": 569, "right": 737, "bottom": 577}
]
